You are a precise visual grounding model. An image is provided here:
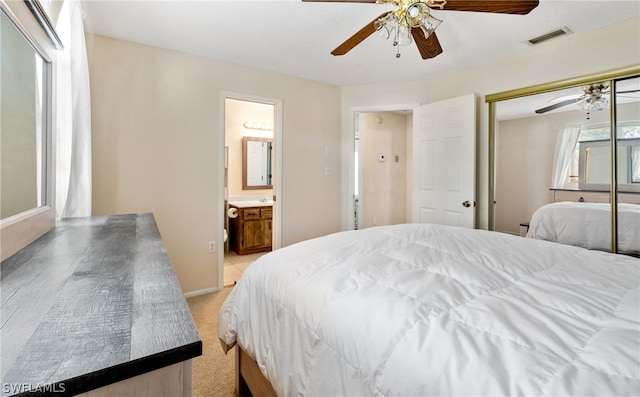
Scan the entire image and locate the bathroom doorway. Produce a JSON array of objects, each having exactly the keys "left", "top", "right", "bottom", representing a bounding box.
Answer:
[
  {"left": 221, "top": 95, "right": 282, "bottom": 287},
  {"left": 354, "top": 110, "right": 411, "bottom": 230}
]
